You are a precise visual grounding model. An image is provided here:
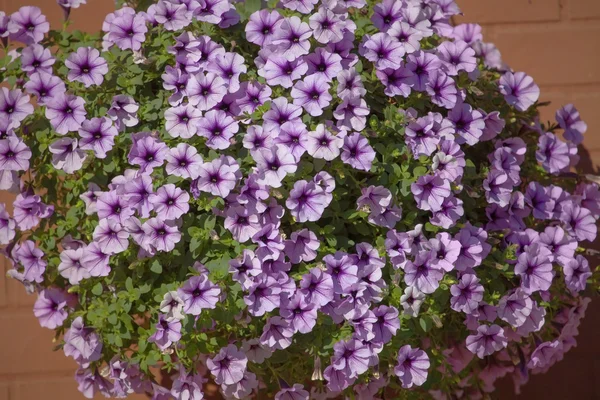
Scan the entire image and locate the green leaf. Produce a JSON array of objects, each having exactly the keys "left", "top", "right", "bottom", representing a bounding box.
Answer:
[
  {"left": 419, "top": 316, "right": 432, "bottom": 332},
  {"left": 125, "top": 277, "right": 134, "bottom": 292},
  {"left": 91, "top": 283, "right": 103, "bottom": 296},
  {"left": 150, "top": 261, "right": 163, "bottom": 274}
]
